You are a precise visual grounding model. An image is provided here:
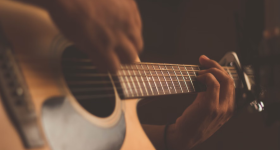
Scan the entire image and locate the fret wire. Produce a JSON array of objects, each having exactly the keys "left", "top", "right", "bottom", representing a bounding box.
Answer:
[
  {"left": 118, "top": 71, "right": 130, "bottom": 97},
  {"left": 172, "top": 66, "right": 183, "bottom": 93},
  {"left": 118, "top": 74, "right": 199, "bottom": 77},
  {"left": 140, "top": 64, "right": 155, "bottom": 95},
  {"left": 134, "top": 62, "right": 232, "bottom": 68},
  {"left": 131, "top": 65, "right": 144, "bottom": 96},
  {"left": 177, "top": 65, "right": 189, "bottom": 92},
  {"left": 165, "top": 65, "right": 177, "bottom": 93},
  {"left": 192, "top": 66, "right": 199, "bottom": 76},
  {"left": 63, "top": 58, "right": 235, "bottom": 68},
  {"left": 69, "top": 81, "right": 204, "bottom": 89},
  {"left": 70, "top": 83, "right": 186, "bottom": 89},
  {"left": 121, "top": 68, "right": 204, "bottom": 71},
  {"left": 62, "top": 65, "right": 236, "bottom": 71},
  {"left": 185, "top": 66, "right": 195, "bottom": 91},
  {"left": 116, "top": 81, "right": 197, "bottom": 92},
  {"left": 152, "top": 65, "right": 166, "bottom": 94},
  {"left": 121, "top": 68, "right": 134, "bottom": 97},
  {"left": 135, "top": 64, "right": 149, "bottom": 96},
  {"left": 191, "top": 66, "right": 199, "bottom": 91},
  {"left": 67, "top": 73, "right": 200, "bottom": 77},
  {"left": 67, "top": 78, "right": 239, "bottom": 85},
  {"left": 225, "top": 66, "right": 235, "bottom": 87},
  {"left": 63, "top": 66, "right": 237, "bottom": 72},
  {"left": 159, "top": 65, "right": 171, "bottom": 94},
  {"left": 146, "top": 64, "right": 160, "bottom": 95},
  {"left": 136, "top": 62, "right": 200, "bottom": 66},
  {"left": 125, "top": 65, "right": 139, "bottom": 97}
]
